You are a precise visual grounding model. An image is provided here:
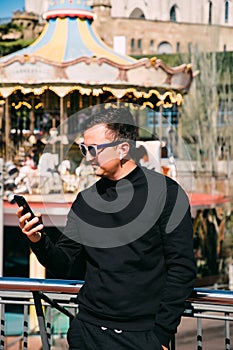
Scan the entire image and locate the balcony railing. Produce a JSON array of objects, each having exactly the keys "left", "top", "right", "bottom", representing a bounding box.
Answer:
[{"left": 0, "top": 277, "right": 232, "bottom": 350}]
